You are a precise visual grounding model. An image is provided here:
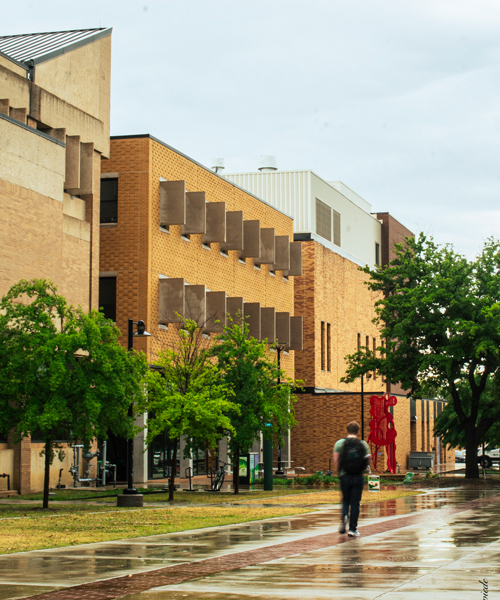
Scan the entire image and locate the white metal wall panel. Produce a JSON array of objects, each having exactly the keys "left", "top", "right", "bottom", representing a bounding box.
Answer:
[
  {"left": 226, "top": 170, "right": 382, "bottom": 266},
  {"left": 225, "top": 171, "right": 312, "bottom": 233}
]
